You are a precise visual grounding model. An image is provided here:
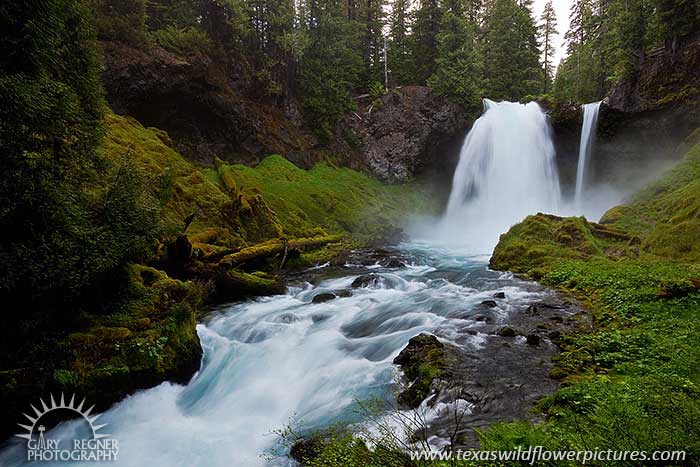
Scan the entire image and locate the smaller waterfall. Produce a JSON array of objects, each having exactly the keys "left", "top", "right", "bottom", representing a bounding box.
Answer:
[{"left": 574, "top": 101, "right": 602, "bottom": 207}]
